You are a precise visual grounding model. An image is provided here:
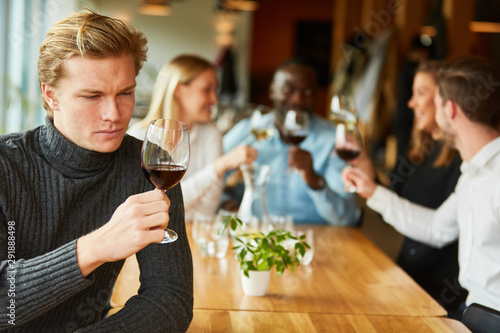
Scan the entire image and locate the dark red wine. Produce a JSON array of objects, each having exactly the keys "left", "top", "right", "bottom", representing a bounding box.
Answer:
[
  {"left": 336, "top": 148, "right": 361, "bottom": 162},
  {"left": 283, "top": 134, "right": 307, "bottom": 145},
  {"left": 142, "top": 164, "right": 186, "bottom": 190}
]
